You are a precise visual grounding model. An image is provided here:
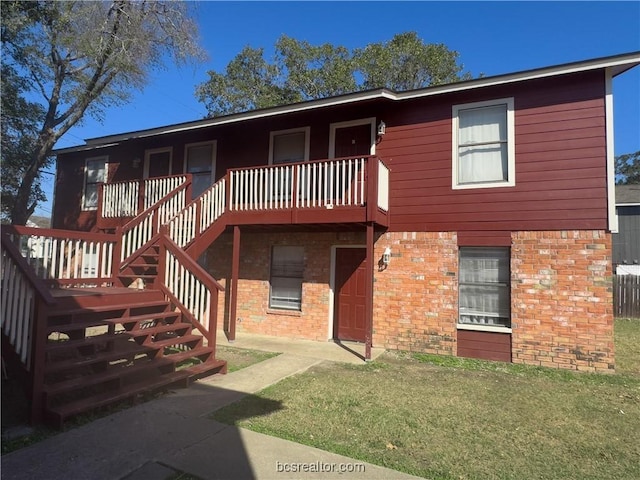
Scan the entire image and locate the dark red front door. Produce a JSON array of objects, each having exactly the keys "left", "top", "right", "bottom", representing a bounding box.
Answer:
[
  {"left": 334, "top": 248, "right": 367, "bottom": 342},
  {"left": 334, "top": 123, "right": 372, "bottom": 157}
]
